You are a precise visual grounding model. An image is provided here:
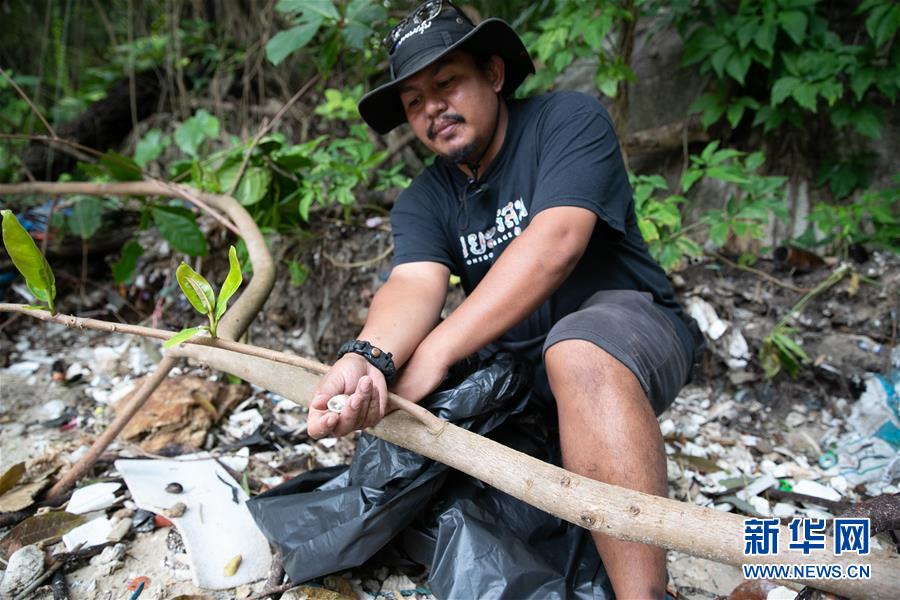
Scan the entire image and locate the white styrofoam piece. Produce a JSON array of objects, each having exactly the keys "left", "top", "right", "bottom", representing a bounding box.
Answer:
[
  {"left": 66, "top": 482, "right": 122, "bottom": 514},
  {"left": 62, "top": 517, "right": 113, "bottom": 551},
  {"left": 114, "top": 458, "right": 272, "bottom": 590},
  {"left": 793, "top": 479, "right": 842, "bottom": 502}
]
